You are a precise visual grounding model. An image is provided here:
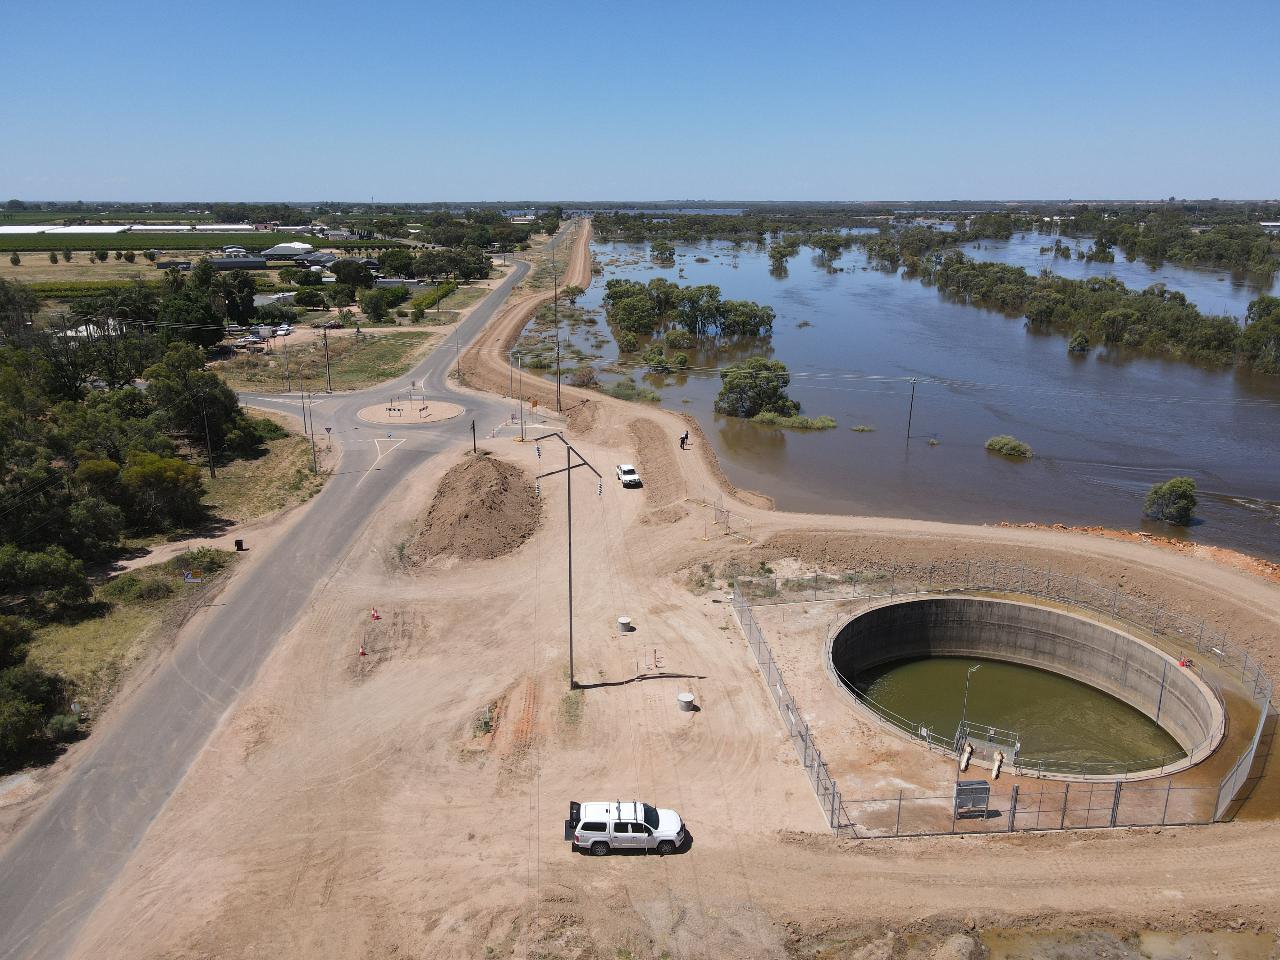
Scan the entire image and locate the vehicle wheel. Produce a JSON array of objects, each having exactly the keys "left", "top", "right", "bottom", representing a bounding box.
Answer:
[
  {"left": 656, "top": 840, "right": 676, "bottom": 856},
  {"left": 591, "top": 841, "right": 610, "bottom": 857}
]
